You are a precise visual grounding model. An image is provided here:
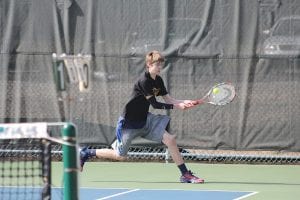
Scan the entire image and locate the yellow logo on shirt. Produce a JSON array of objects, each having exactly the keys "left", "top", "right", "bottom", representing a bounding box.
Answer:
[{"left": 152, "top": 88, "right": 160, "bottom": 96}]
